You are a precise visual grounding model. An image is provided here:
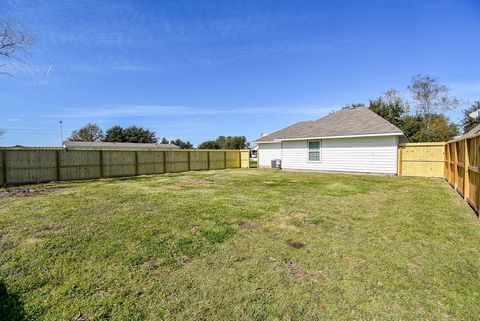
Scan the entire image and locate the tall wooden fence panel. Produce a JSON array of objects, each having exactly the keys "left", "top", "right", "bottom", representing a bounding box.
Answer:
[
  {"left": 0, "top": 148, "right": 250, "bottom": 186},
  {"left": 398, "top": 142, "right": 445, "bottom": 177},
  {"left": 445, "top": 136, "right": 480, "bottom": 214}
]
